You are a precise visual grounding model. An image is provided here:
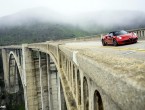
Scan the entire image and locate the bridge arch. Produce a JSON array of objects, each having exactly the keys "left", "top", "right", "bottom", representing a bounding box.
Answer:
[
  {"left": 73, "top": 64, "right": 76, "bottom": 95},
  {"left": 7, "top": 51, "right": 25, "bottom": 109},
  {"left": 8, "top": 52, "right": 23, "bottom": 91},
  {"left": 83, "top": 77, "right": 89, "bottom": 110},
  {"left": 8, "top": 51, "right": 22, "bottom": 75},
  {"left": 93, "top": 90, "right": 104, "bottom": 110},
  {"left": 34, "top": 50, "right": 68, "bottom": 110},
  {"left": 66, "top": 60, "right": 69, "bottom": 79},
  {"left": 77, "top": 69, "right": 81, "bottom": 105},
  {"left": 69, "top": 61, "right": 72, "bottom": 87}
]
